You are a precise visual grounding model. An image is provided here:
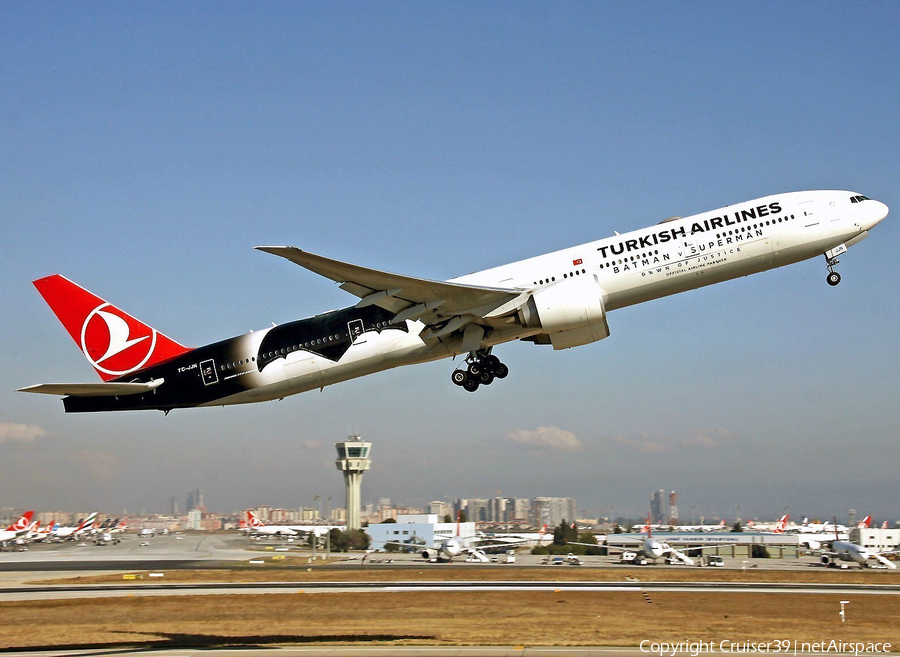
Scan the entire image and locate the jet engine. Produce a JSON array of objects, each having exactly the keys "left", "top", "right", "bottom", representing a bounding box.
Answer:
[
  {"left": 820, "top": 555, "right": 833, "bottom": 566},
  {"left": 421, "top": 549, "right": 434, "bottom": 561},
  {"left": 518, "top": 275, "right": 610, "bottom": 349}
]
